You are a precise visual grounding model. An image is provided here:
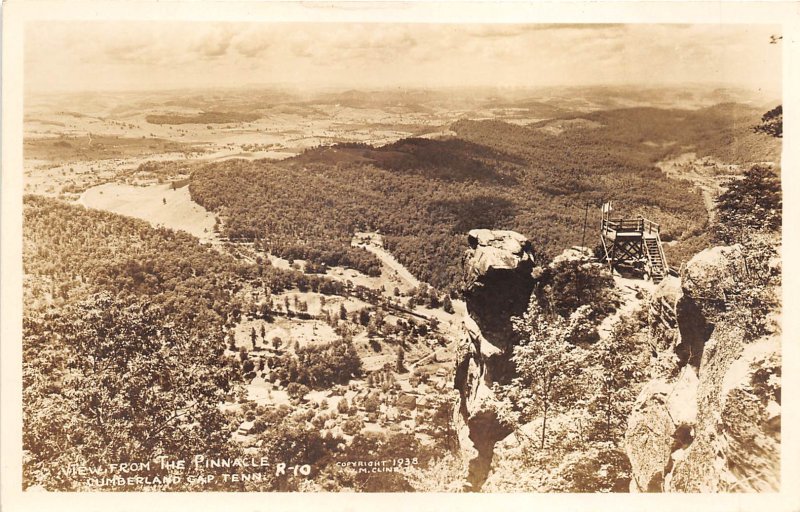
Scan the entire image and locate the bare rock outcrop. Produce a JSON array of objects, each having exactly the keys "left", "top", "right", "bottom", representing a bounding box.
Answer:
[
  {"left": 625, "top": 366, "right": 698, "bottom": 491},
  {"left": 625, "top": 244, "right": 781, "bottom": 492},
  {"left": 648, "top": 275, "right": 681, "bottom": 356},
  {"left": 455, "top": 229, "right": 535, "bottom": 491}
]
